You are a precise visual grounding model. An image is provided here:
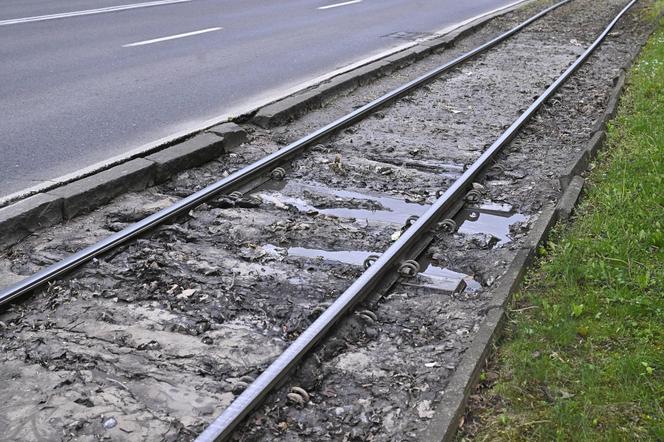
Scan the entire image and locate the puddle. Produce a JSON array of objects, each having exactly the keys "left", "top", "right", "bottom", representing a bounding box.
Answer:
[
  {"left": 257, "top": 180, "right": 429, "bottom": 225},
  {"left": 263, "top": 244, "right": 372, "bottom": 267},
  {"left": 263, "top": 244, "right": 477, "bottom": 294},
  {"left": 456, "top": 209, "right": 528, "bottom": 244}
]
